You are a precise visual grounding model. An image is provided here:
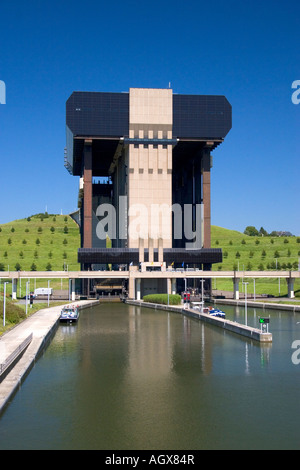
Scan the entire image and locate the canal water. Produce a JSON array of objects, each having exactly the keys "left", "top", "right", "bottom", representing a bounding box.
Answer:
[{"left": 0, "top": 302, "right": 299, "bottom": 450}]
